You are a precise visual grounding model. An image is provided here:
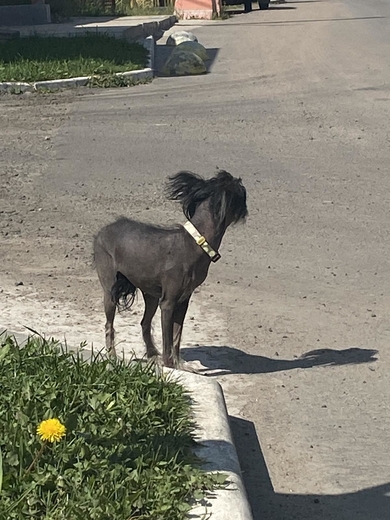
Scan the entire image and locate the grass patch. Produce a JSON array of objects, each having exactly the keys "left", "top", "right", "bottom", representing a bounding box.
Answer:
[
  {"left": 0, "top": 334, "right": 224, "bottom": 519},
  {"left": 0, "top": 34, "right": 149, "bottom": 83}
]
